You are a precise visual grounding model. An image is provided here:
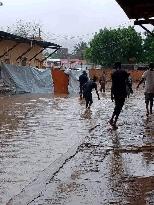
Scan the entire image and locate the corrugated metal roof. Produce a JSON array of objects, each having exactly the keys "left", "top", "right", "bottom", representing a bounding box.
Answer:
[
  {"left": 0, "top": 31, "right": 61, "bottom": 49},
  {"left": 116, "top": 0, "right": 154, "bottom": 19}
]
